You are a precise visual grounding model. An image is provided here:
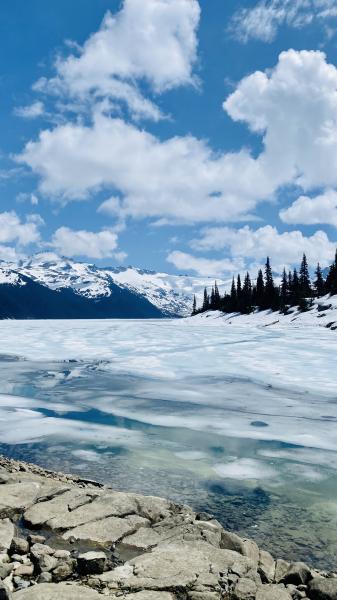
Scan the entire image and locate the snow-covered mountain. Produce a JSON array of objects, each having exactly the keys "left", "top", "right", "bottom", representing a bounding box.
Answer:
[{"left": 0, "top": 253, "right": 228, "bottom": 318}]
